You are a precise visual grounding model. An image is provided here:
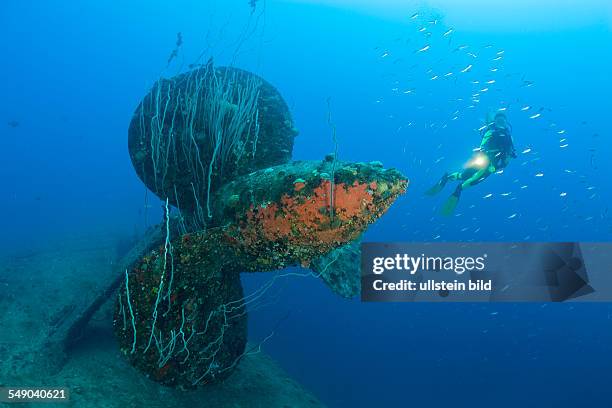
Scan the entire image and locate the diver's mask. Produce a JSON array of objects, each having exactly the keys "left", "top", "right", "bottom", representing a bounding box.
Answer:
[{"left": 494, "top": 113, "right": 508, "bottom": 130}]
